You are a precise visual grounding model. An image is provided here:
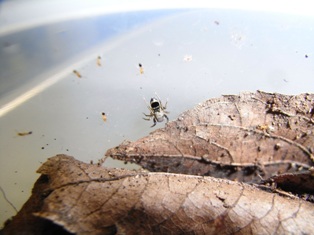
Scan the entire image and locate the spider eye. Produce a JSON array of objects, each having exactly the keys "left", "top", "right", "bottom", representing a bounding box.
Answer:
[{"left": 151, "top": 101, "right": 159, "bottom": 108}]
